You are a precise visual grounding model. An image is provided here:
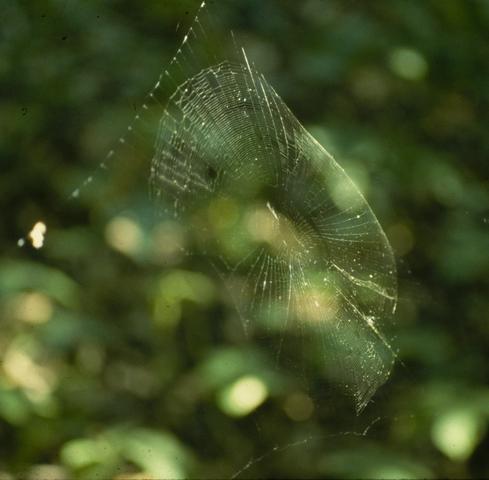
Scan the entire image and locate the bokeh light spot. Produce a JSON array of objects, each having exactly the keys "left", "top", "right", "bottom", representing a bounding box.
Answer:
[
  {"left": 105, "top": 216, "right": 144, "bottom": 255},
  {"left": 431, "top": 409, "right": 483, "bottom": 462},
  {"left": 218, "top": 375, "right": 268, "bottom": 417},
  {"left": 389, "top": 48, "right": 428, "bottom": 80},
  {"left": 11, "top": 292, "right": 53, "bottom": 324},
  {"left": 284, "top": 392, "right": 314, "bottom": 421}
]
